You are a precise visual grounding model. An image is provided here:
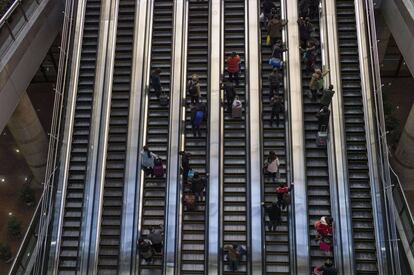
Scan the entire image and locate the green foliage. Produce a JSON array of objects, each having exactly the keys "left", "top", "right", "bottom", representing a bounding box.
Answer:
[
  {"left": 20, "top": 185, "right": 35, "bottom": 206},
  {"left": 0, "top": 0, "right": 12, "bottom": 17},
  {"left": 8, "top": 216, "right": 21, "bottom": 238},
  {"left": 0, "top": 243, "right": 12, "bottom": 262}
]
